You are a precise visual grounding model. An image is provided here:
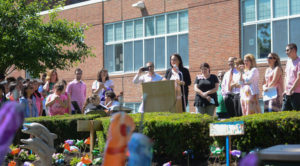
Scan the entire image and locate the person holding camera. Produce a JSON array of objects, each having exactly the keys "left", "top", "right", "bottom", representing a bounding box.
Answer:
[
  {"left": 133, "top": 62, "right": 163, "bottom": 113},
  {"left": 133, "top": 62, "right": 163, "bottom": 84}
]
